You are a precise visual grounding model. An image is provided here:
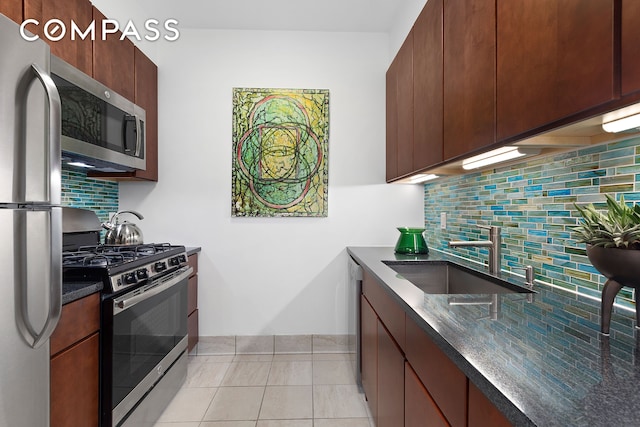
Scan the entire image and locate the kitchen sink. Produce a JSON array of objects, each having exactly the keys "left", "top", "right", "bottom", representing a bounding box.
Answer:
[{"left": 383, "top": 261, "right": 534, "bottom": 294}]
